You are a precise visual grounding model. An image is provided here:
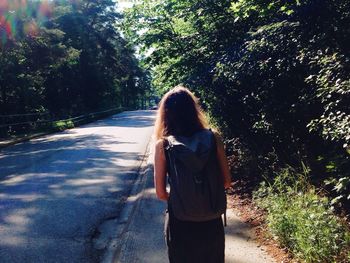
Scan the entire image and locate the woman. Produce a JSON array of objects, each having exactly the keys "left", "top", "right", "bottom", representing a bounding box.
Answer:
[{"left": 154, "top": 86, "right": 231, "bottom": 263}]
